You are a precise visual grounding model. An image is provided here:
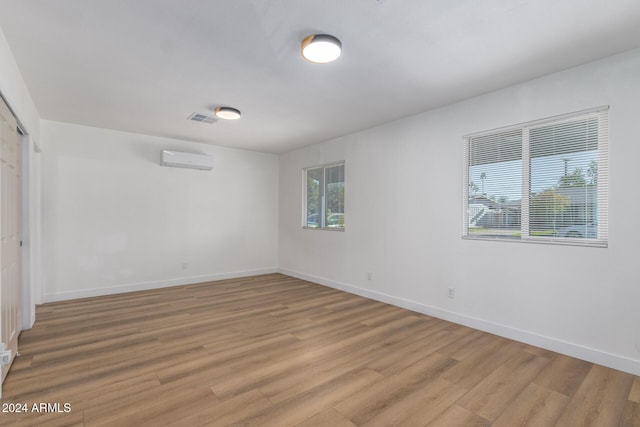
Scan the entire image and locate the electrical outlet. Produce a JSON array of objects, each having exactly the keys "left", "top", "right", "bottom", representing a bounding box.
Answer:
[
  {"left": 181, "top": 262, "right": 189, "bottom": 270},
  {"left": 366, "top": 272, "right": 372, "bottom": 280},
  {"left": 447, "top": 287, "right": 455, "bottom": 299}
]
